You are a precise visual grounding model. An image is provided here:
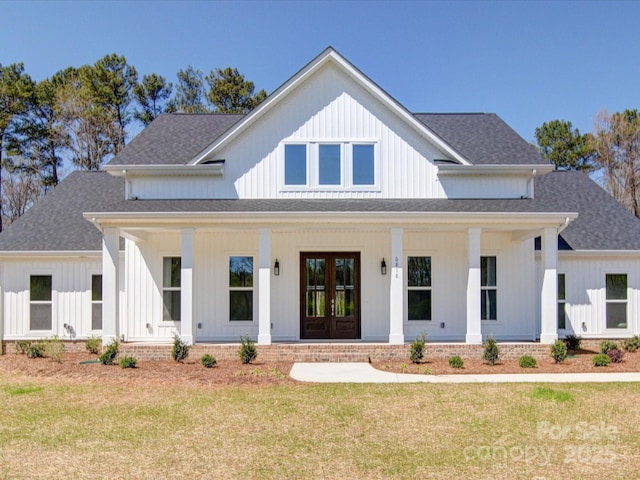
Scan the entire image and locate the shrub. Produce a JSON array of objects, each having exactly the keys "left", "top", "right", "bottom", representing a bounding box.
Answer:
[
  {"left": 563, "top": 334, "right": 582, "bottom": 350},
  {"left": 15, "top": 340, "right": 31, "bottom": 355},
  {"left": 550, "top": 339, "right": 568, "bottom": 363},
  {"left": 448, "top": 355, "right": 464, "bottom": 369},
  {"left": 482, "top": 336, "right": 500, "bottom": 366},
  {"left": 171, "top": 334, "right": 190, "bottom": 363},
  {"left": 600, "top": 340, "right": 618, "bottom": 355},
  {"left": 409, "top": 333, "right": 427, "bottom": 364},
  {"left": 200, "top": 354, "right": 217, "bottom": 368},
  {"left": 607, "top": 348, "right": 624, "bottom": 363},
  {"left": 622, "top": 336, "right": 640, "bottom": 352},
  {"left": 593, "top": 353, "right": 611, "bottom": 367},
  {"left": 119, "top": 356, "right": 137, "bottom": 368},
  {"left": 85, "top": 336, "right": 102, "bottom": 355},
  {"left": 238, "top": 335, "right": 257, "bottom": 364},
  {"left": 44, "top": 336, "right": 65, "bottom": 363},
  {"left": 519, "top": 355, "right": 537, "bottom": 368},
  {"left": 26, "top": 342, "right": 45, "bottom": 358},
  {"left": 98, "top": 340, "right": 119, "bottom": 365}
]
